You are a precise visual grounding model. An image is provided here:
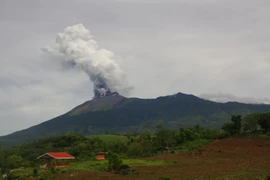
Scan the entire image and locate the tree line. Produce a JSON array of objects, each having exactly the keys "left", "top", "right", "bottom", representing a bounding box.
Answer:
[
  {"left": 222, "top": 112, "right": 270, "bottom": 135},
  {"left": 0, "top": 112, "right": 270, "bottom": 173}
]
